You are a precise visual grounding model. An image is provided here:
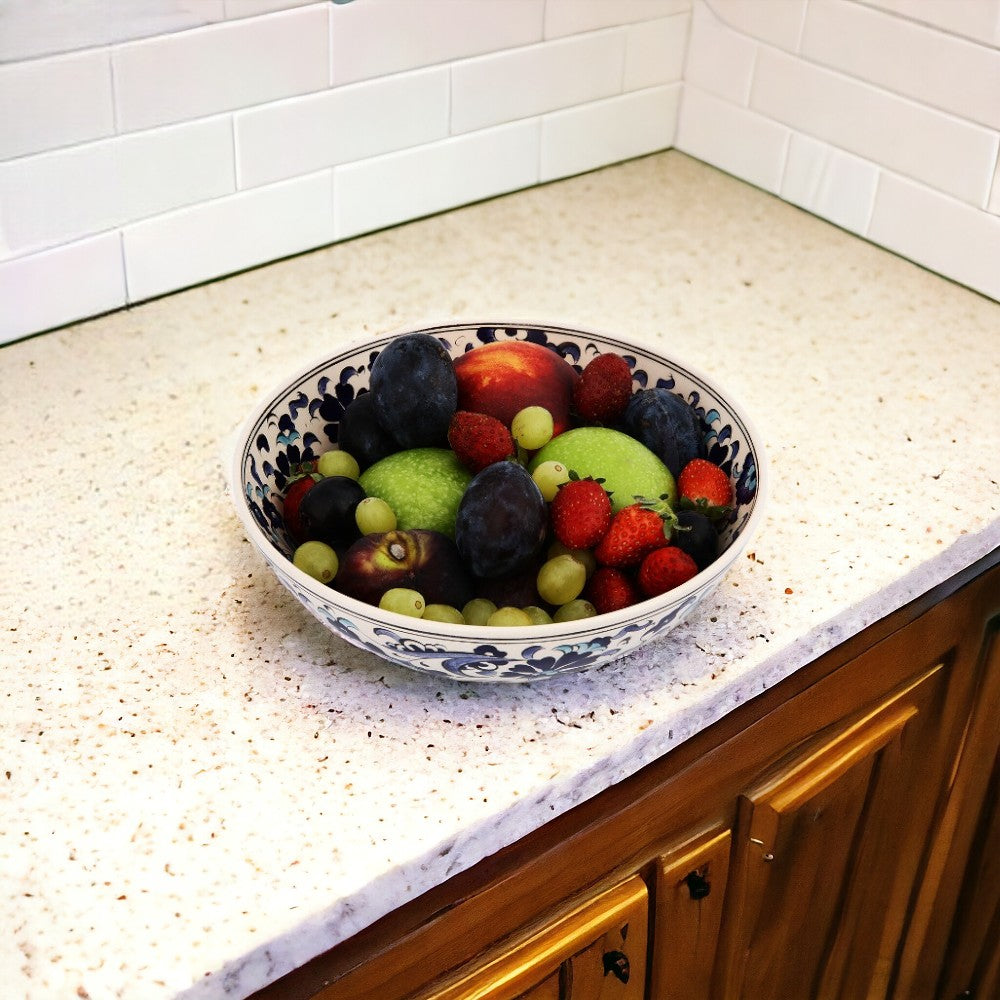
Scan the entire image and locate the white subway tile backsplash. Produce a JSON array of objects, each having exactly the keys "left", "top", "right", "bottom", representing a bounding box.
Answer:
[
  {"left": 117, "top": 117, "right": 236, "bottom": 222},
  {"left": 0, "top": 141, "right": 120, "bottom": 255},
  {"left": 122, "top": 171, "right": 335, "bottom": 302},
  {"left": 623, "top": 14, "right": 690, "bottom": 91},
  {"left": 868, "top": 170, "right": 1000, "bottom": 301},
  {"left": 780, "top": 134, "right": 879, "bottom": 235},
  {"left": 855, "top": 0, "right": 1000, "bottom": 48},
  {"left": 0, "top": 50, "right": 115, "bottom": 161},
  {"left": 541, "top": 85, "right": 679, "bottom": 181},
  {"left": 544, "top": 0, "right": 690, "bottom": 39},
  {"left": 684, "top": 1, "right": 758, "bottom": 106},
  {"left": 989, "top": 157, "right": 1000, "bottom": 215},
  {"left": 705, "top": 0, "right": 807, "bottom": 51},
  {"left": 751, "top": 48, "right": 998, "bottom": 207},
  {"left": 113, "top": 6, "right": 330, "bottom": 132},
  {"left": 0, "top": 233, "right": 126, "bottom": 345},
  {"left": 235, "top": 67, "right": 449, "bottom": 189},
  {"left": 333, "top": 121, "right": 541, "bottom": 240},
  {"left": 677, "top": 85, "right": 789, "bottom": 193},
  {"left": 330, "top": 0, "right": 545, "bottom": 85},
  {"left": 803, "top": 1, "right": 1000, "bottom": 131},
  {"left": 0, "top": 119, "right": 236, "bottom": 258},
  {"left": 451, "top": 31, "right": 625, "bottom": 136}
]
